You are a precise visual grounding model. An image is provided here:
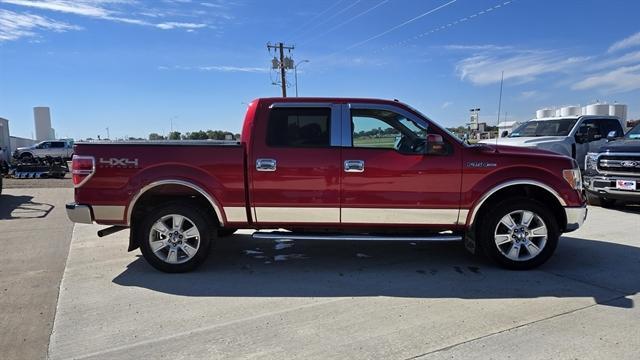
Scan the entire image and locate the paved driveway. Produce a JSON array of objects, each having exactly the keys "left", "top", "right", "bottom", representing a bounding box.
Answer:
[
  {"left": 0, "top": 188, "right": 74, "bottom": 360},
  {"left": 47, "top": 205, "right": 640, "bottom": 359}
]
